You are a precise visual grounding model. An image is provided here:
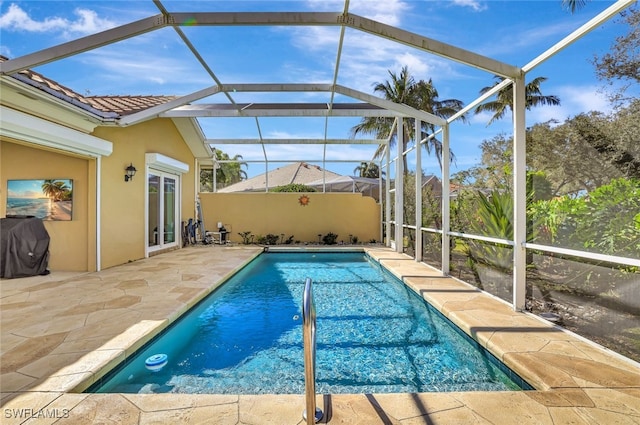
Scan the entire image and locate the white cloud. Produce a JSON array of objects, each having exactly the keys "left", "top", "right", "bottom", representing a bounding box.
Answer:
[
  {"left": 78, "top": 47, "right": 212, "bottom": 92},
  {"left": 304, "top": 0, "right": 410, "bottom": 25},
  {"left": 347, "top": 0, "right": 410, "bottom": 26},
  {"left": 528, "top": 85, "right": 612, "bottom": 123},
  {"left": 470, "top": 110, "right": 495, "bottom": 126},
  {"left": 0, "top": 3, "right": 115, "bottom": 36},
  {"left": 455, "top": 84, "right": 612, "bottom": 127},
  {"left": 0, "top": 45, "right": 11, "bottom": 57},
  {"left": 289, "top": 2, "right": 464, "bottom": 95},
  {"left": 478, "top": 20, "right": 576, "bottom": 58},
  {"left": 393, "top": 52, "right": 432, "bottom": 76},
  {"left": 267, "top": 130, "right": 324, "bottom": 139},
  {"left": 451, "top": 0, "right": 487, "bottom": 12},
  {"left": 0, "top": 4, "right": 66, "bottom": 32}
]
